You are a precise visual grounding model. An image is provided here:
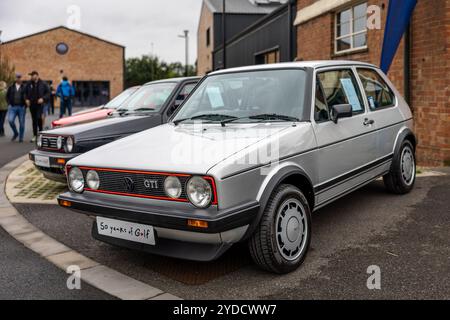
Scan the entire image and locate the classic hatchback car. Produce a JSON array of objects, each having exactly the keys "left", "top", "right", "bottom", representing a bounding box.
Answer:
[
  {"left": 51, "top": 86, "right": 140, "bottom": 128},
  {"left": 58, "top": 61, "right": 416, "bottom": 273},
  {"left": 30, "top": 77, "right": 199, "bottom": 182}
]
